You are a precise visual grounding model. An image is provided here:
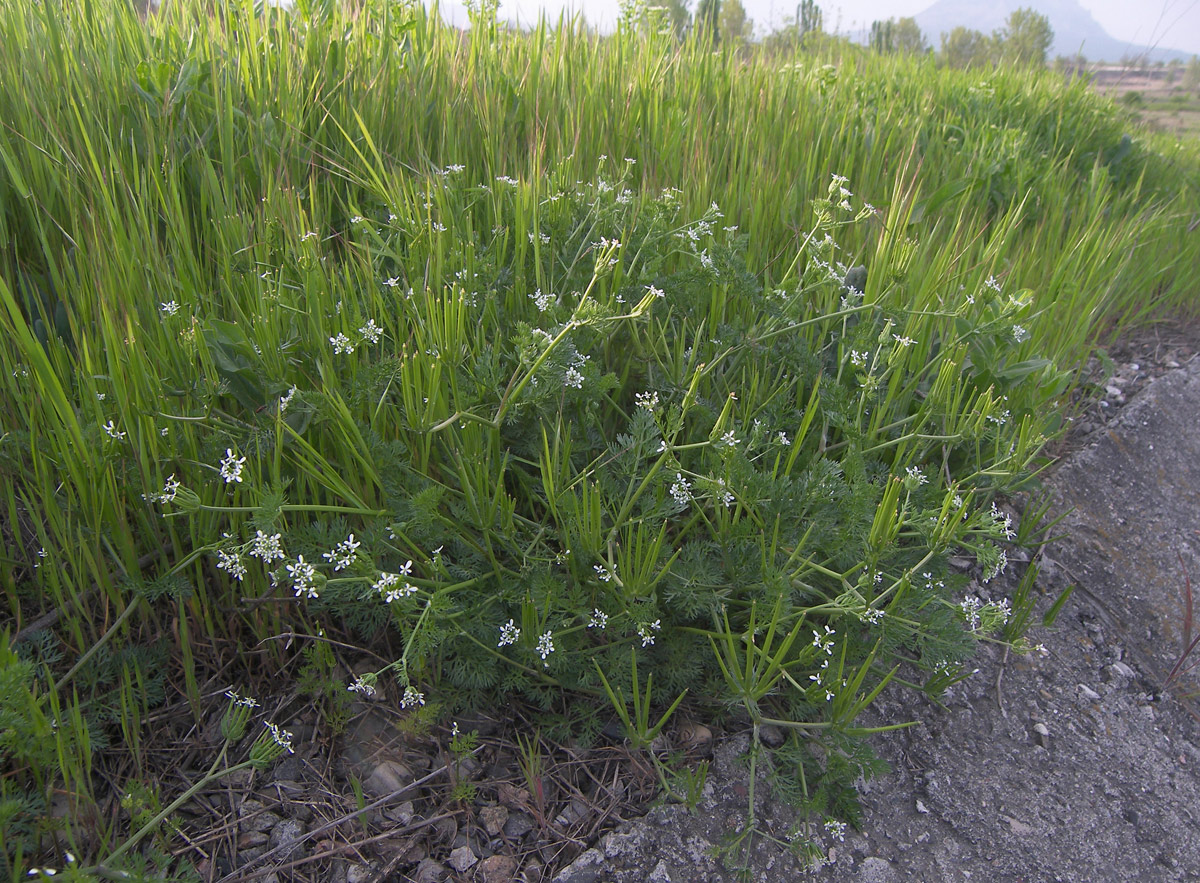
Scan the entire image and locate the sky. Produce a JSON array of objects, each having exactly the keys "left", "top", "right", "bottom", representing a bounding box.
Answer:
[{"left": 432, "top": 0, "right": 1200, "bottom": 56}]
